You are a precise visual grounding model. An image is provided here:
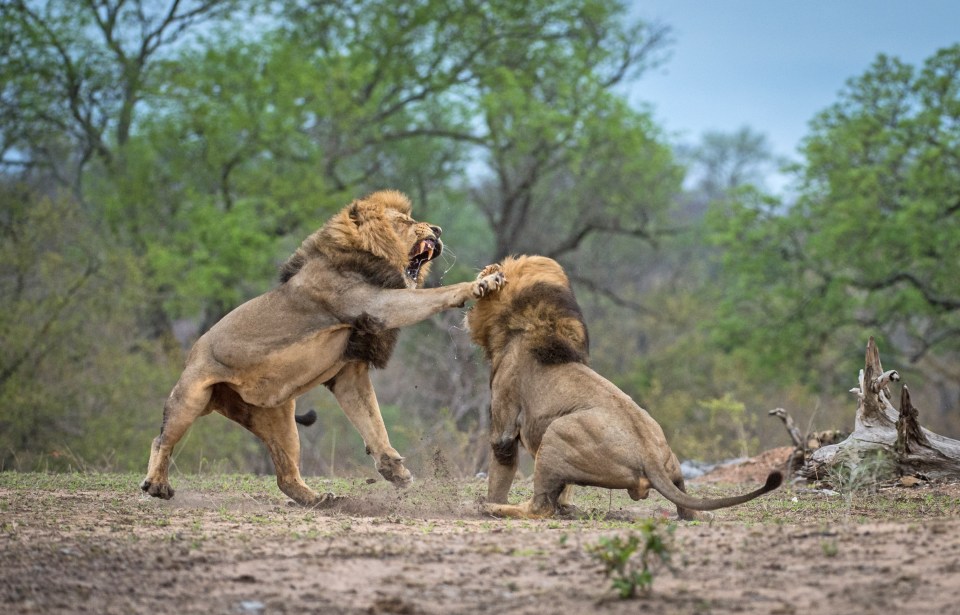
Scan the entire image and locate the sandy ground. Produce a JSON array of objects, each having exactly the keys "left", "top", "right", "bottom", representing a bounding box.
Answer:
[{"left": 2, "top": 463, "right": 959, "bottom": 615}]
